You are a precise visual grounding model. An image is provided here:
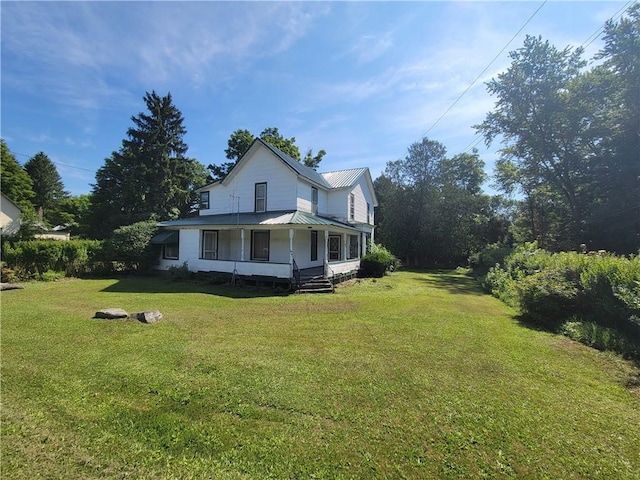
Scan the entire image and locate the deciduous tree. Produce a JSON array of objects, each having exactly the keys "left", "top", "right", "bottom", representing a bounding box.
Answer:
[{"left": 208, "top": 127, "right": 326, "bottom": 180}]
